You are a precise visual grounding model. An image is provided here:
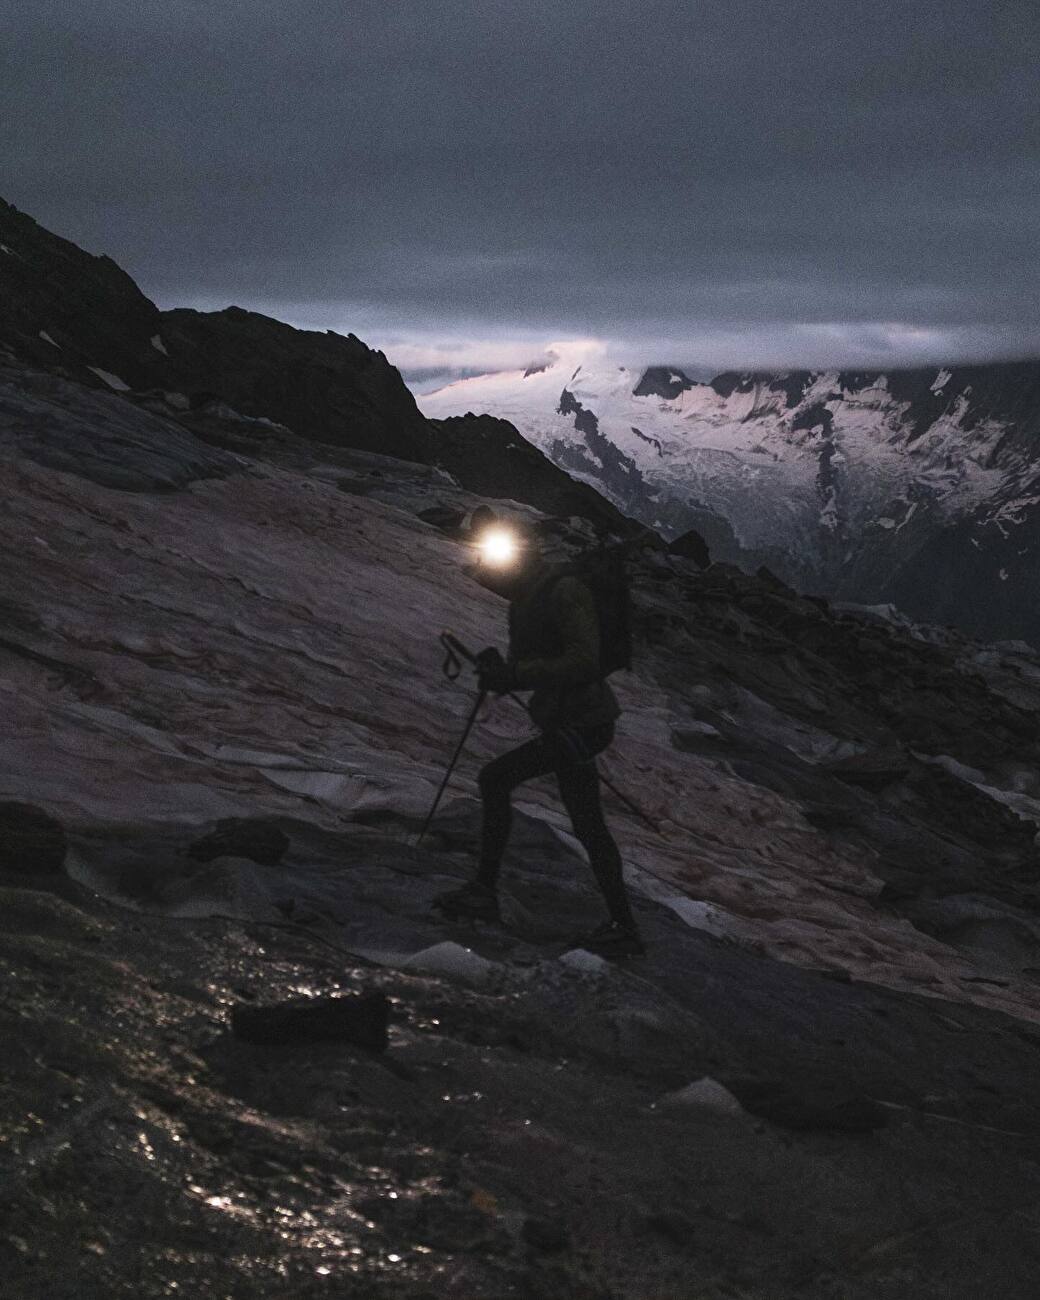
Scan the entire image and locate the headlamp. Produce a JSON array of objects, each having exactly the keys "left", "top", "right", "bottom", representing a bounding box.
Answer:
[{"left": 478, "top": 527, "right": 520, "bottom": 568}]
